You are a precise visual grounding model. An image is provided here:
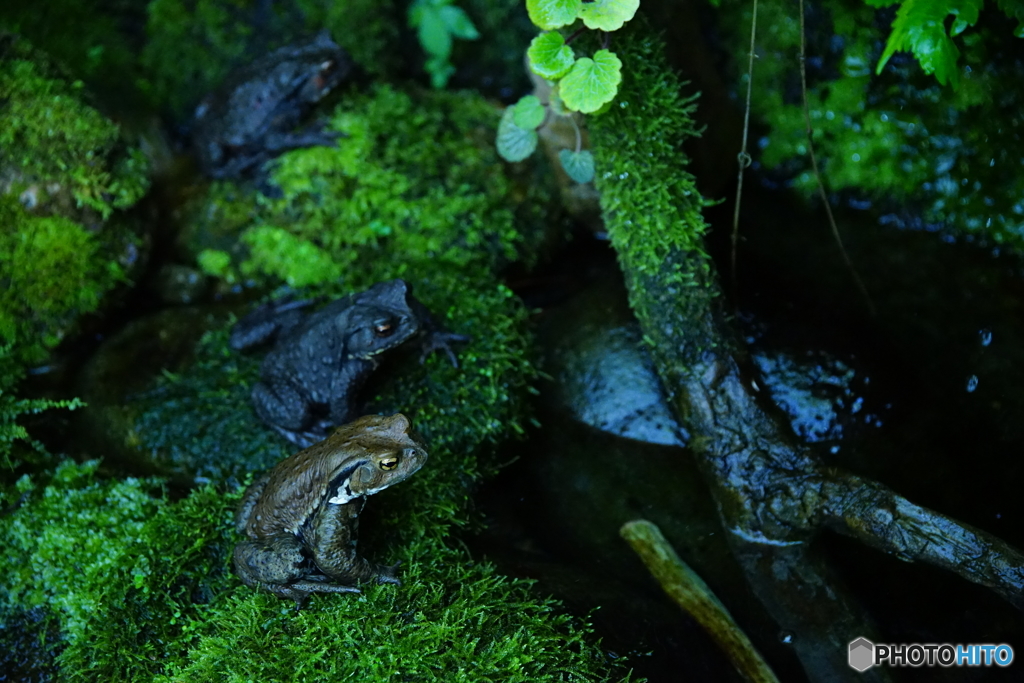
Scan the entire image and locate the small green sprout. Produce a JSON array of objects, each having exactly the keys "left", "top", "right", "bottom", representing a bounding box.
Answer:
[{"left": 408, "top": 0, "right": 481, "bottom": 88}]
